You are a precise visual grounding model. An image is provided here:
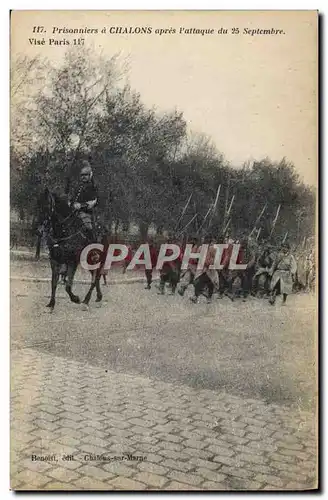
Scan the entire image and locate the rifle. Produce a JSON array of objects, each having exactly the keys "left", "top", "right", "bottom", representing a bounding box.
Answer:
[
  {"left": 207, "top": 184, "right": 221, "bottom": 230},
  {"left": 178, "top": 213, "right": 198, "bottom": 235},
  {"left": 226, "top": 194, "right": 235, "bottom": 217},
  {"left": 249, "top": 203, "right": 267, "bottom": 238},
  {"left": 174, "top": 192, "right": 193, "bottom": 231},
  {"left": 198, "top": 204, "right": 213, "bottom": 233},
  {"left": 282, "top": 231, "right": 288, "bottom": 244},
  {"left": 270, "top": 204, "right": 281, "bottom": 237}
]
